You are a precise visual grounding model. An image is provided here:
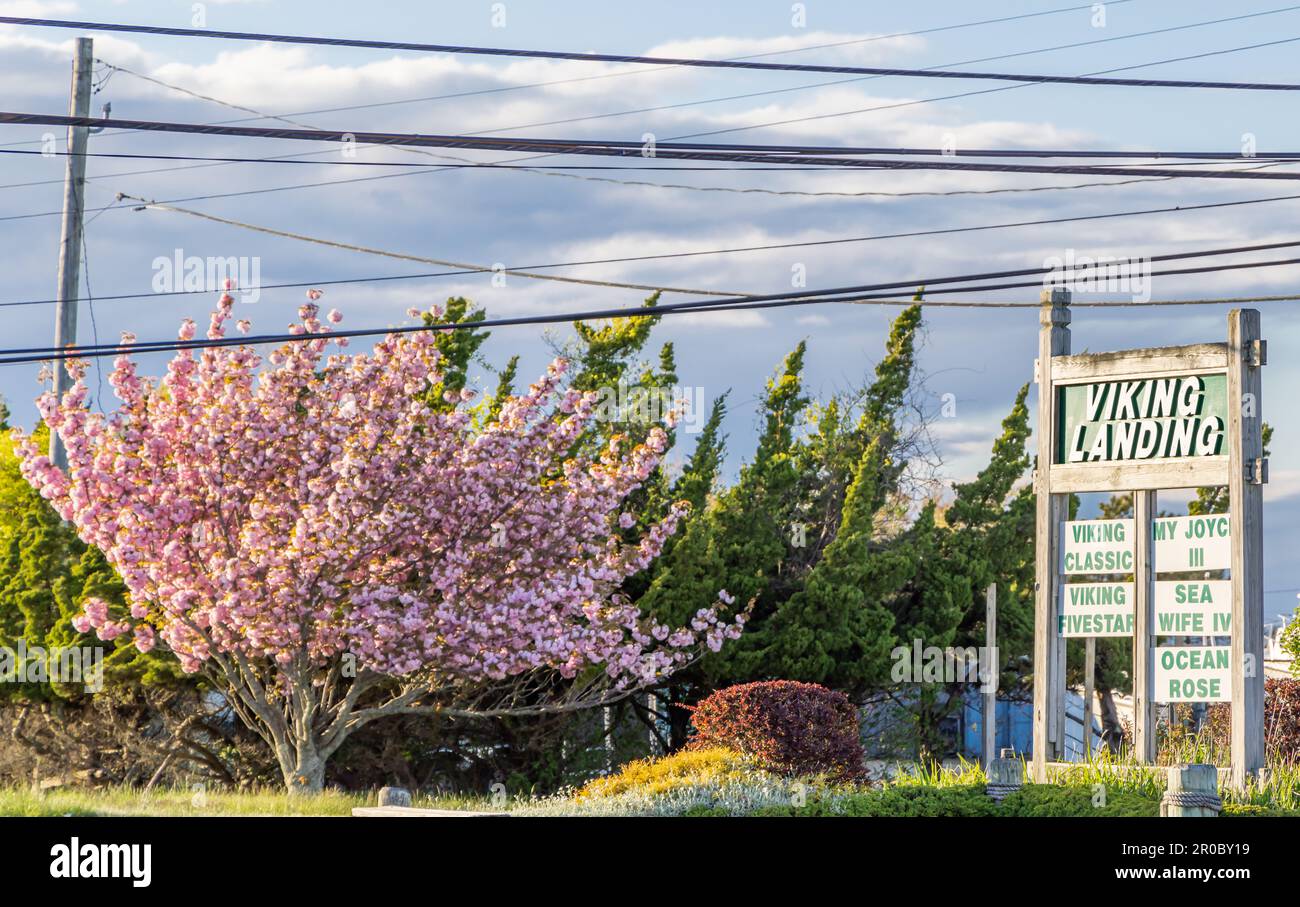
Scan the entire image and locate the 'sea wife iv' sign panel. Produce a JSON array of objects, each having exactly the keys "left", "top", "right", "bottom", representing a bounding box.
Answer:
[{"left": 1055, "top": 374, "right": 1228, "bottom": 464}]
